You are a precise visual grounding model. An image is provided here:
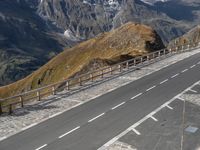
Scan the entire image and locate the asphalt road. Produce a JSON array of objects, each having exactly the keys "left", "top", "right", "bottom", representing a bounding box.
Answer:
[{"left": 1, "top": 50, "right": 200, "bottom": 150}]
